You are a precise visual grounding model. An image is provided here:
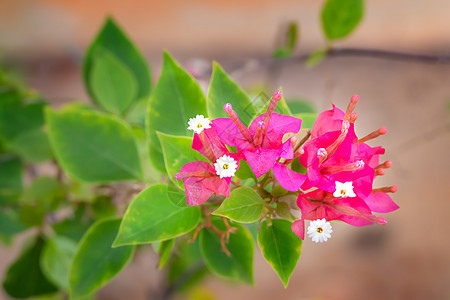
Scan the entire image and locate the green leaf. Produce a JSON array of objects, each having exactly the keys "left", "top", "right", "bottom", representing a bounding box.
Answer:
[
  {"left": 0, "top": 89, "right": 46, "bottom": 141},
  {"left": 147, "top": 52, "right": 207, "bottom": 172},
  {"left": 207, "top": 62, "right": 255, "bottom": 126},
  {"left": 46, "top": 107, "right": 142, "bottom": 182},
  {"left": 305, "top": 49, "right": 327, "bottom": 68},
  {"left": 257, "top": 219, "right": 302, "bottom": 287},
  {"left": 286, "top": 99, "right": 316, "bottom": 114},
  {"left": 286, "top": 22, "right": 298, "bottom": 52},
  {"left": 6, "top": 128, "right": 53, "bottom": 162},
  {"left": 41, "top": 235, "right": 77, "bottom": 290},
  {"left": 200, "top": 217, "right": 254, "bottom": 284},
  {"left": 70, "top": 219, "right": 135, "bottom": 299},
  {"left": 275, "top": 201, "right": 293, "bottom": 220},
  {"left": 291, "top": 158, "right": 307, "bottom": 174},
  {"left": 321, "top": 0, "right": 364, "bottom": 40},
  {"left": 0, "top": 154, "right": 22, "bottom": 205},
  {"left": 0, "top": 208, "right": 27, "bottom": 242},
  {"left": 83, "top": 17, "right": 151, "bottom": 105},
  {"left": 53, "top": 205, "right": 94, "bottom": 242},
  {"left": 157, "top": 132, "right": 208, "bottom": 188},
  {"left": 235, "top": 160, "right": 256, "bottom": 181},
  {"left": 113, "top": 184, "right": 201, "bottom": 247},
  {"left": 212, "top": 187, "right": 264, "bottom": 223},
  {"left": 295, "top": 113, "right": 318, "bottom": 129},
  {"left": 20, "top": 176, "right": 65, "bottom": 210},
  {"left": 254, "top": 88, "right": 292, "bottom": 117},
  {"left": 3, "top": 237, "right": 58, "bottom": 298},
  {"left": 90, "top": 49, "right": 138, "bottom": 114},
  {"left": 158, "top": 238, "right": 175, "bottom": 269},
  {"left": 91, "top": 195, "right": 117, "bottom": 219}
]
